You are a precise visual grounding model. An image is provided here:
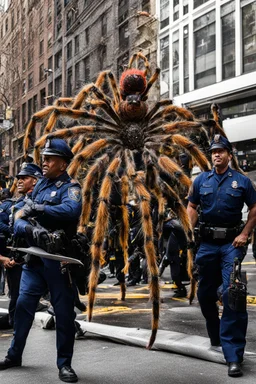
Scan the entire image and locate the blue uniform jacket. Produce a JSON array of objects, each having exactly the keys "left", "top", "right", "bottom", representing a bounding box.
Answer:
[
  {"left": 0, "top": 199, "right": 16, "bottom": 235},
  {"left": 14, "top": 172, "right": 82, "bottom": 237},
  {"left": 188, "top": 167, "right": 256, "bottom": 226}
]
